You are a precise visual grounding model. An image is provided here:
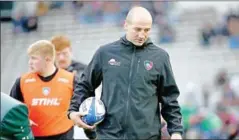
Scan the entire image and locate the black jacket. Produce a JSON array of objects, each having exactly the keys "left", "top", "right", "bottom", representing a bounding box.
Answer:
[
  {"left": 69, "top": 36, "right": 183, "bottom": 139},
  {"left": 66, "top": 60, "right": 86, "bottom": 77}
]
